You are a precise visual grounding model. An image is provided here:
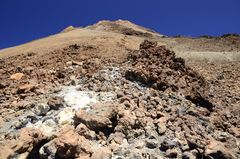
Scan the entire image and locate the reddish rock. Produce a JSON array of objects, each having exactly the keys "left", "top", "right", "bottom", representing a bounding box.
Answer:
[
  {"left": 205, "top": 140, "right": 236, "bottom": 159},
  {"left": 75, "top": 109, "right": 112, "bottom": 130},
  {"left": 0, "top": 128, "right": 44, "bottom": 158},
  {"left": 116, "top": 109, "right": 136, "bottom": 131},
  {"left": 10, "top": 73, "right": 24, "bottom": 80},
  {"left": 126, "top": 40, "right": 214, "bottom": 111},
  {"left": 54, "top": 125, "right": 92, "bottom": 158},
  {"left": 16, "top": 128, "right": 44, "bottom": 153},
  {"left": 76, "top": 123, "right": 96, "bottom": 140},
  {"left": 74, "top": 103, "right": 117, "bottom": 130},
  {"left": 229, "top": 126, "right": 240, "bottom": 137},
  {"left": 17, "top": 84, "right": 35, "bottom": 94},
  {"left": 108, "top": 132, "right": 125, "bottom": 145},
  {"left": 47, "top": 96, "right": 64, "bottom": 110}
]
